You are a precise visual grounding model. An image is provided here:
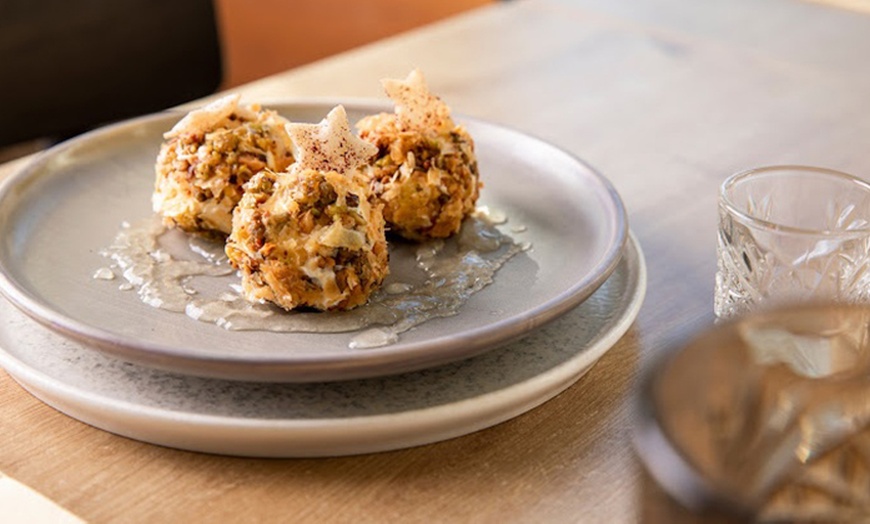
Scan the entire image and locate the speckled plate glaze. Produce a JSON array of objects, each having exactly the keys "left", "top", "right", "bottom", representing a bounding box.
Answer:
[
  {"left": 0, "top": 235, "right": 644, "bottom": 457},
  {"left": 0, "top": 100, "right": 627, "bottom": 382}
]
